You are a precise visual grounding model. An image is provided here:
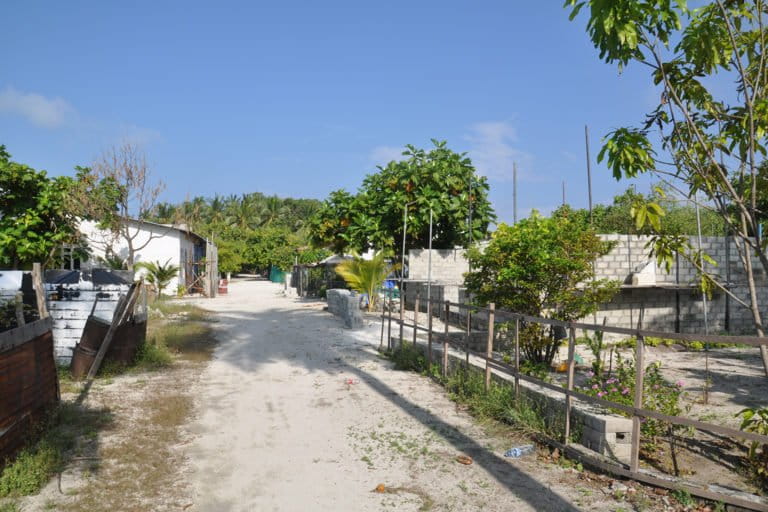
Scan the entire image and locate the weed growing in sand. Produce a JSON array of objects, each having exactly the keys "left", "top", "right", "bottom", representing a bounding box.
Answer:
[
  {"left": 0, "top": 404, "right": 112, "bottom": 497},
  {"left": 0, "top": 502, "right": 20, "bottom": 512}
]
